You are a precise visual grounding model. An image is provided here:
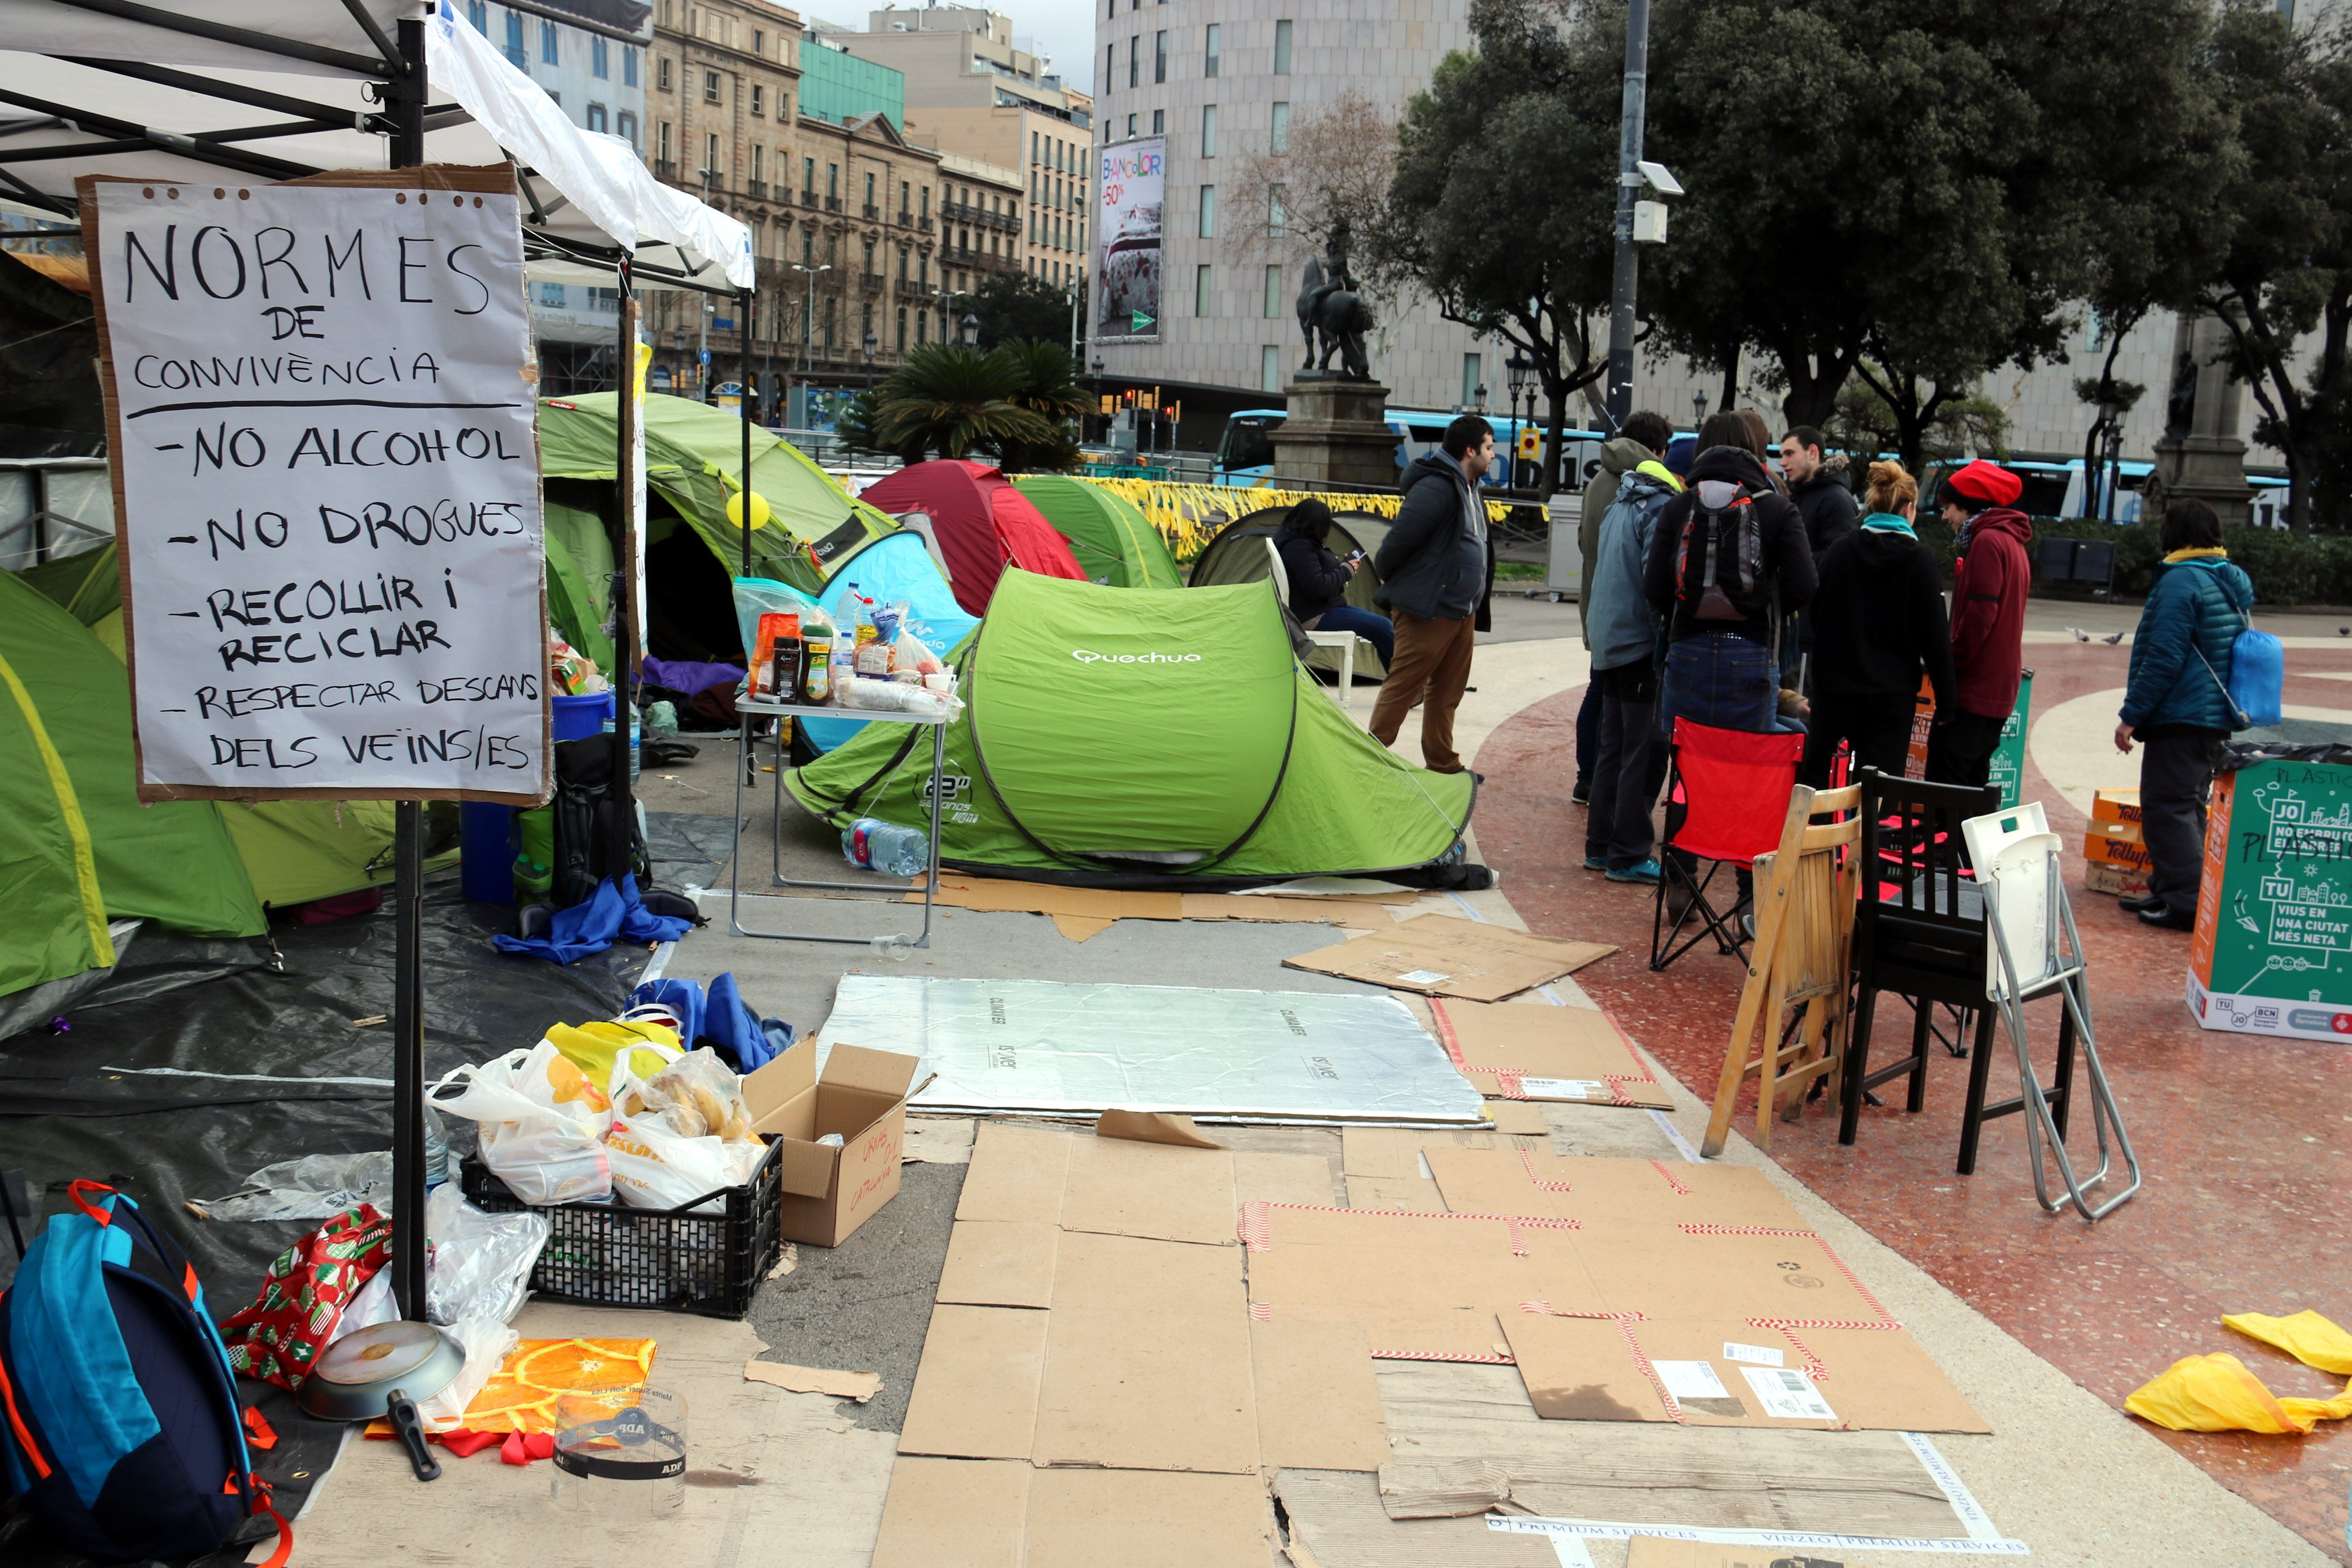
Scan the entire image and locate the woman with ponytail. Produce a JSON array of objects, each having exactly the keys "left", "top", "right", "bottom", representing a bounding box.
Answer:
[{"left": 1798, "top": 459, "right": 1957, "bottom": 787}]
